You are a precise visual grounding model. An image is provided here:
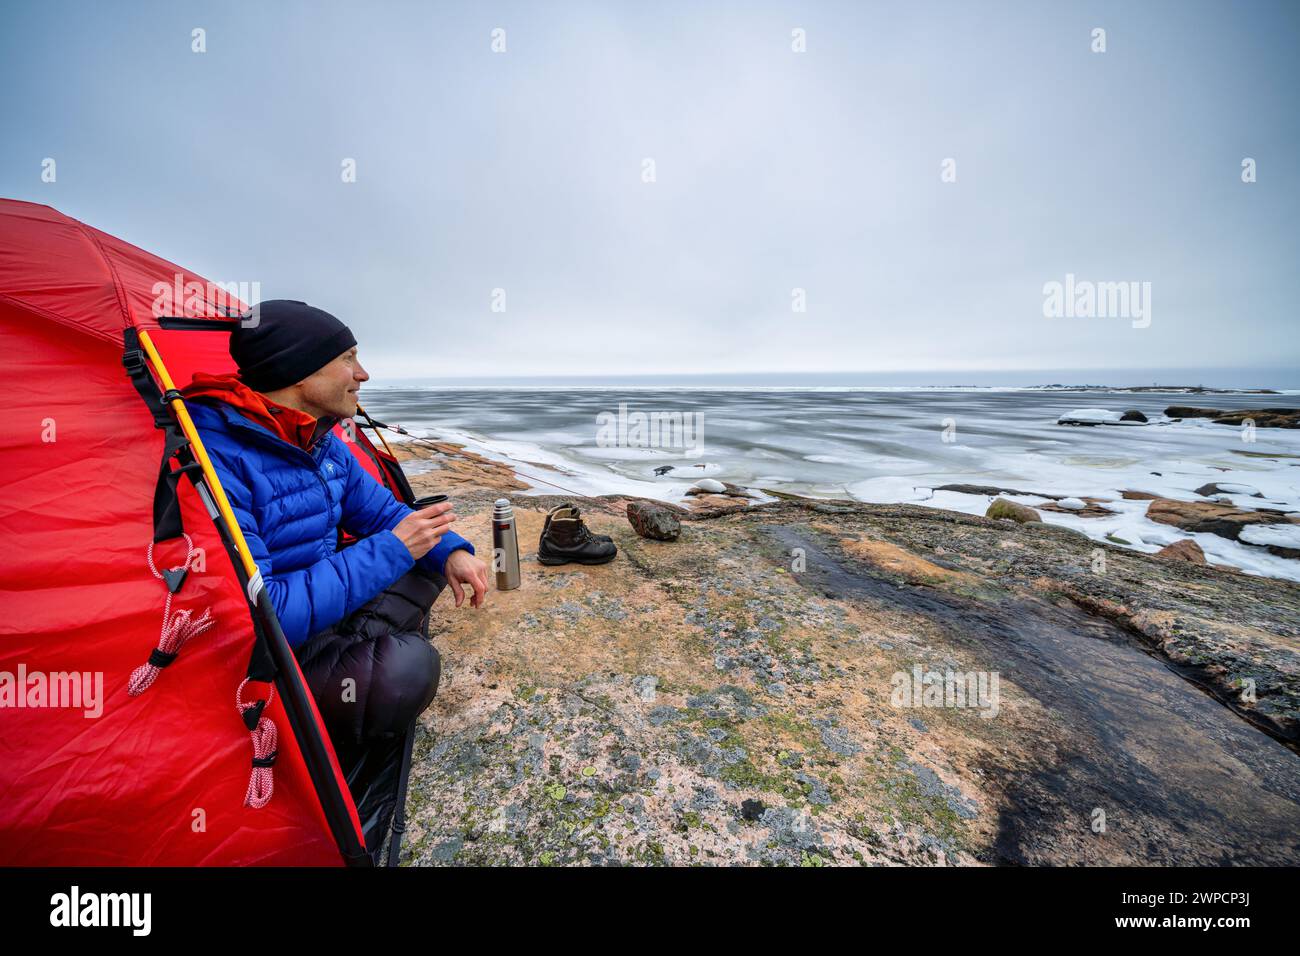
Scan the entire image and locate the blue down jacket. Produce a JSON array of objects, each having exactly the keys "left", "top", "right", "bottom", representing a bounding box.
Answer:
[{"left": 187, "top": 400, "right": 473, "bottom": 648}]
